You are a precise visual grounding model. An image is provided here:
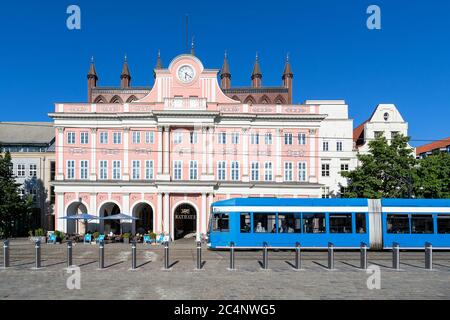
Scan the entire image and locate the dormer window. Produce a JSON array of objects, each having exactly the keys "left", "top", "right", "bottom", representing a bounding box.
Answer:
[{"left": 383, "top": 112, "right": 389, "bottom": 121}]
